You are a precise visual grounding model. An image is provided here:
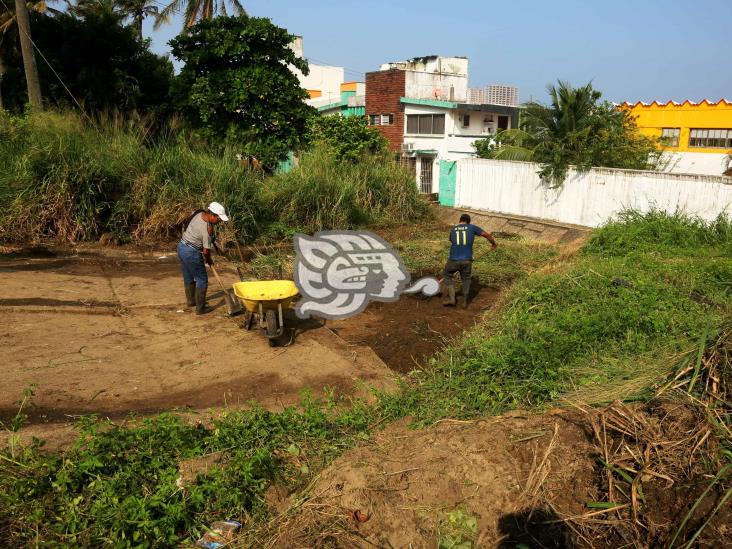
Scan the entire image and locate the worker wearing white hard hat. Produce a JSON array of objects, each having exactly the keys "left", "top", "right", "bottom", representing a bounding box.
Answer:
[{"left": 177, "top": 202, "right": 229, "bottom": 314}]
